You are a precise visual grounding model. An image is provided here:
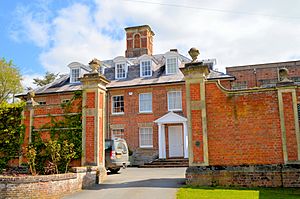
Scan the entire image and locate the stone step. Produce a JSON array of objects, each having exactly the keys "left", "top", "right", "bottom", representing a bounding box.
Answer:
[
  {"left": 139, "top": 164, "right": 188, "bottom": 168},
  {"left": 146, "top": 161, "right": 188, "bottom": 165},
  {"left": 153, "top": 159, "right": 188, "bottom": 163},
  {"left": 139, "top": 158, "right": 189, "bottom": 168}
]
